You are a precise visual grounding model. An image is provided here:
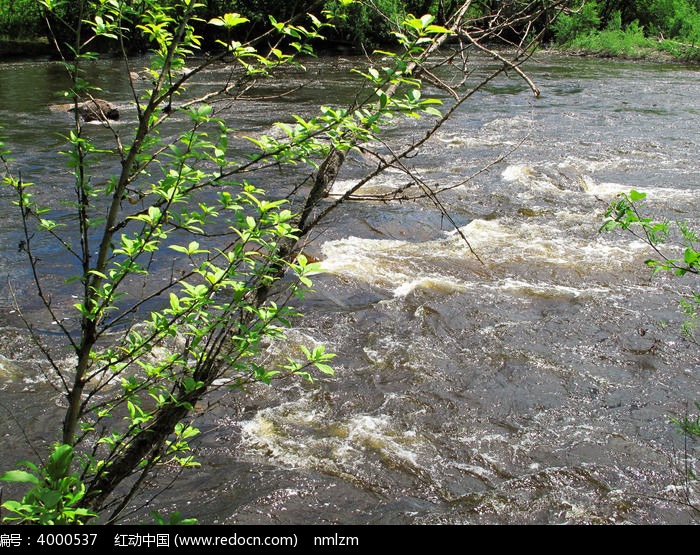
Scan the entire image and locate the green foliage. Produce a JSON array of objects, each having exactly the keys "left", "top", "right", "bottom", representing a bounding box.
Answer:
[
  {"left": 623, "top": 0, "right": 700, "bottom": 42},
  {"left": 323, "top": 0, "right": 400, "bottom": 47},
  {"left": 552, "top": 0, "right": 602, "bottom": 44},
  {"left": 2, "top": 0, "right": 339, "bottom": 524},
  {"left": 555, "top": 4, "right": 656, "bottom": 57},
  {"left": 601, "top": 191, "right": 699, "bottom": 449},
  {"left": 671, "top": 402, "right": 700, "bottom": 440},
  {"left": 1, "top": 1, "right": 479, "bottom": 52},
  {"left": 601, "top": 190, "right": 699, "bottom": 283},
  {"left": 325, "top": 0, "right": 463, "bottom": 48},
  {"left": 0, "top": 0, "right": 46, "bottom": 39},
  {"left": 0, "top": 444, "right": 97, "bottom": 524},
  {"left": 572, "top": 25, "right": 655, "bottom": 56},
  {"left": 150, "top": 509, "right": 198, "bottom": 525},
  {"left": 553, "top": 0, "right": 700, "bottom": 58}
]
